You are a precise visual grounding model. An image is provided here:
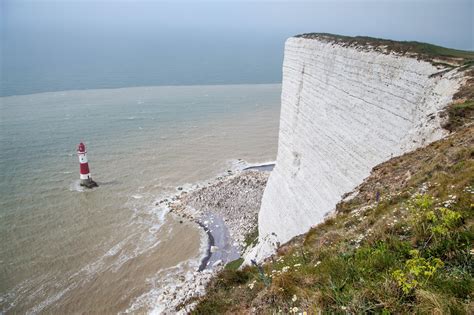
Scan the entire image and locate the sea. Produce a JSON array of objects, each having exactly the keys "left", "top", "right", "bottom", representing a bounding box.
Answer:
[
  {"left": 0, "top": 84, "right": 281, "bottom": 313},
  {"left": 0, "top": 1, "right": 286, "bottom": 311}
]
